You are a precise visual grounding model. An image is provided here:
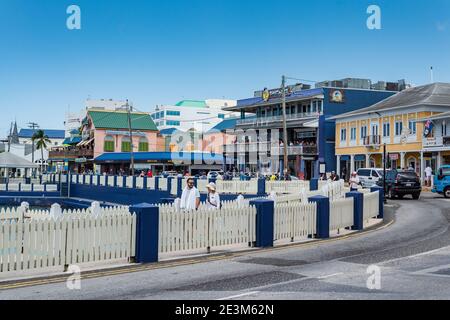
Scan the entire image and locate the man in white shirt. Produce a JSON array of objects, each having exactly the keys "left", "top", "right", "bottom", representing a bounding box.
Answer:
[
  {"left": 425, "top": 166, "right": 433, "bottom": 187},
  {"left": 180, "top": 178, "right": 201, "bottom": 210}
]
